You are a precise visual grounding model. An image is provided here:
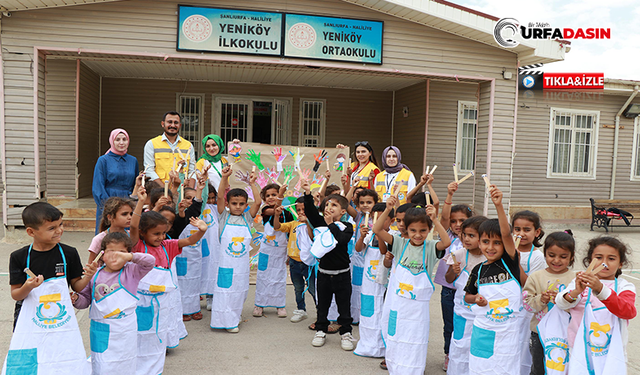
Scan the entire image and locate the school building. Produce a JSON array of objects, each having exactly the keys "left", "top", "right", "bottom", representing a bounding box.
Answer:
[{"left": 0, "top": 0, "right": 638, "bottom": 232}]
